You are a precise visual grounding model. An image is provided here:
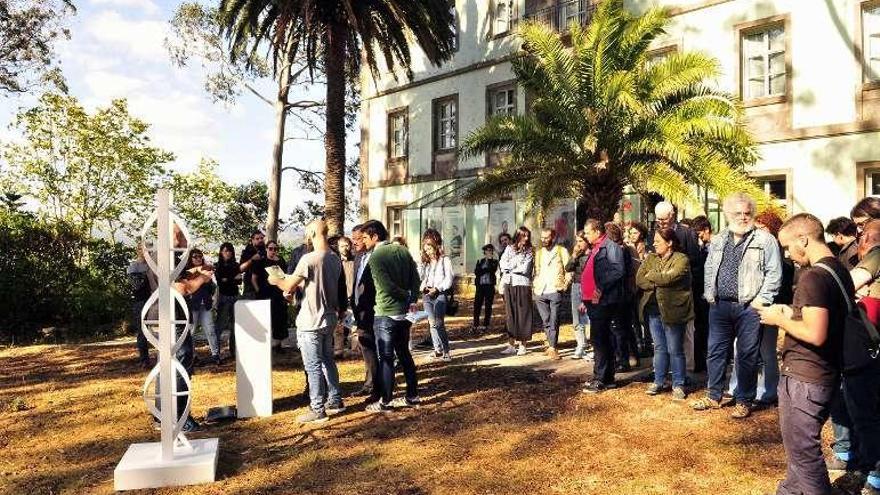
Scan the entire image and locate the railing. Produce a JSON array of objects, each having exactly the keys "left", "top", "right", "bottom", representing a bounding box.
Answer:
[{"left": 519, "top": 0, "right": 598, "bottom": 33}]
